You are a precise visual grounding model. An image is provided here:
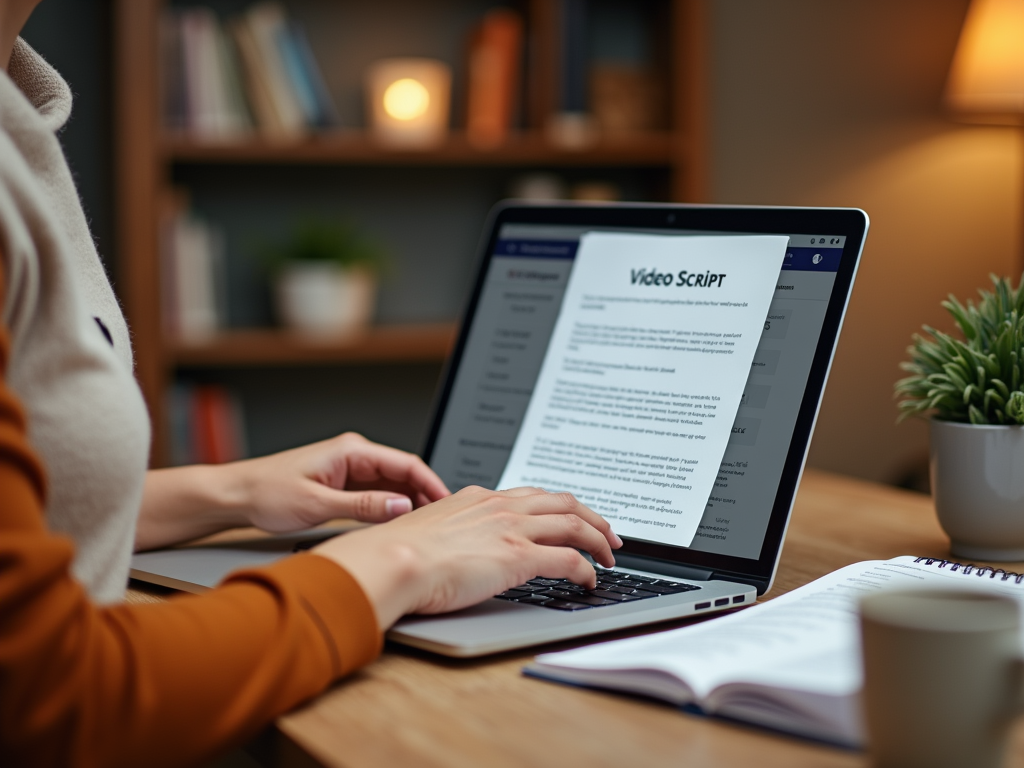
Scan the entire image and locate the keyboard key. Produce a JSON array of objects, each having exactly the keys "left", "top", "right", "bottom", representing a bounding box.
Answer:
[
  {"left": 640, "top": 583, "right": 700, "bottom": 595},
  {"left": 543, "top": 599, "right": 593, "bottom": 611},
  {"left": 541, "top": 589, "right": 589, "bottom": 601},
  {"left": 590, "top": 589, "right": 646, "bottom": 602},
  {"left": 629, "top": 588, "right": 660, "bottom": 598},
  {"left": 496, "top": 589, "right": 531, "bottom": 600},
  {"left": 516, "top": 594, "right": 553, "bottom": 605},
  {"left": 623, "top": 574, "right": 659, "bottom": 583},
  {"left": 561, "top": 594, "right": 619, "bottom": 607}
]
